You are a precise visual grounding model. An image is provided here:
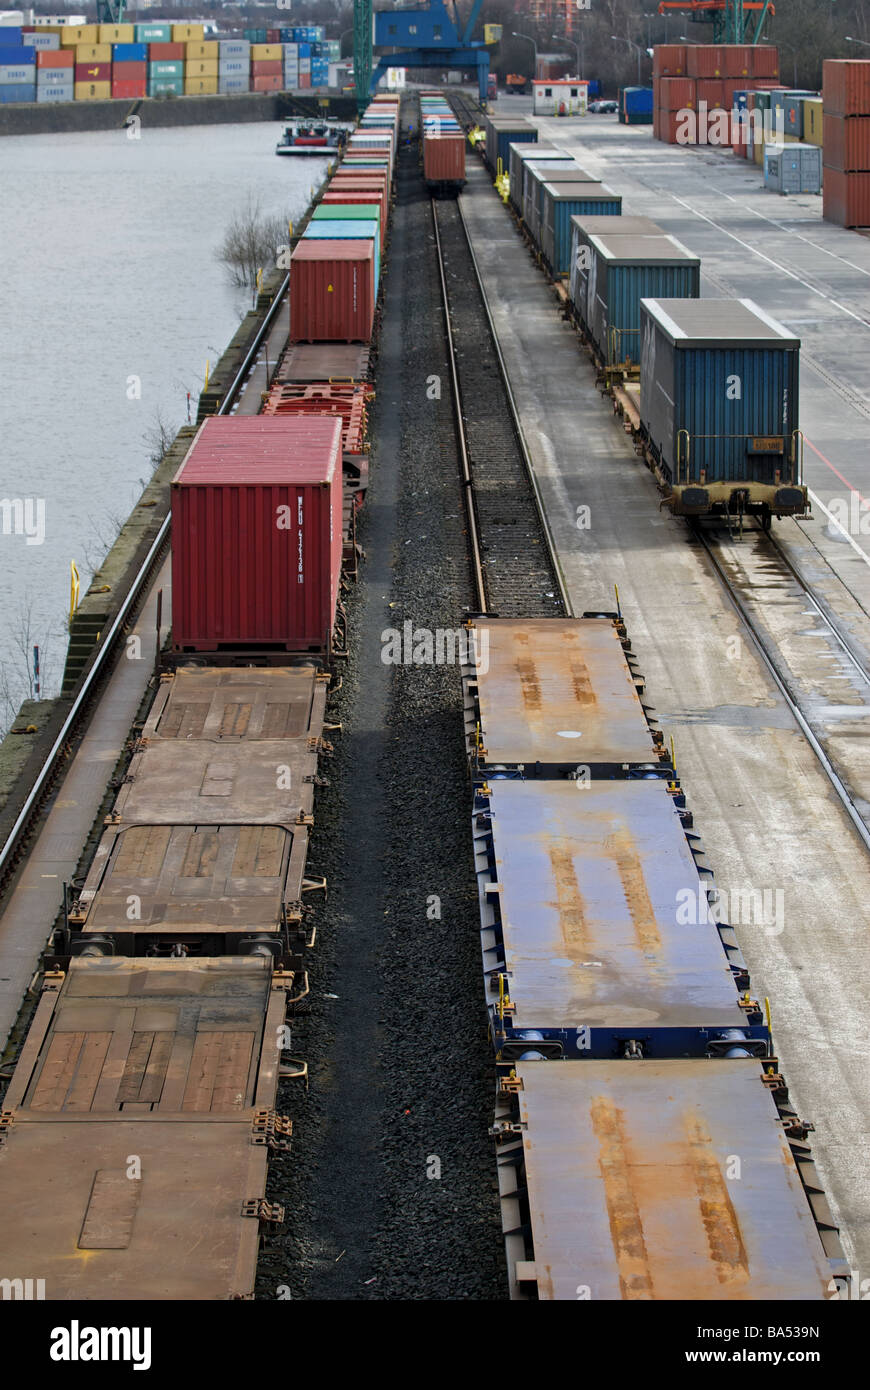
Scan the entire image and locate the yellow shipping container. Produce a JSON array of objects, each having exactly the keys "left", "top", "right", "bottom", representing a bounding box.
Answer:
[
  {"left": 186, "top": 41, "right": 218, "bottom": 59},
  {"left": 753, "top": 137, "right": 764, "bottom": 166},
  {"left": 186, "top": 60, "right": 218, "bottom": 78},
  {"left": 803, "top": 97, "right": 823, "bottom": 147},
  {"left": 60, "top": 24, "right": 99, "bottom": 46},
  {"left": 783, "top": 132, "right": 798, "bottom": 143},
  {"left": 172, "top": 24, "right": 205, "bottom": 42},
  {"left": 184, "top": 75, "right": 218, "bottom": 94},
  {"left": 76, "top": 44, "right": 112, "bottom": 62},
  {"left": 98, "top": 24, "right": 134, "bottom": 43},
  {"left": 251, "top": 43, "right": 283, "bottom": 60},
  {"left": 75, "top": 80, "right": 112, "bottom": 100}
]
